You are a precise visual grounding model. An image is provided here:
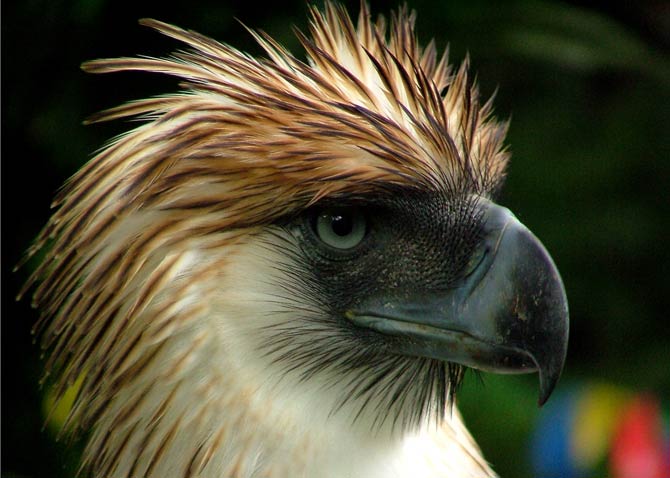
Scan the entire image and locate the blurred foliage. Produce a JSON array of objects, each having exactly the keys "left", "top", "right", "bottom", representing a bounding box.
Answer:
[{"left": 2, "top": 0, "right": 668, "bottom": 477}]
